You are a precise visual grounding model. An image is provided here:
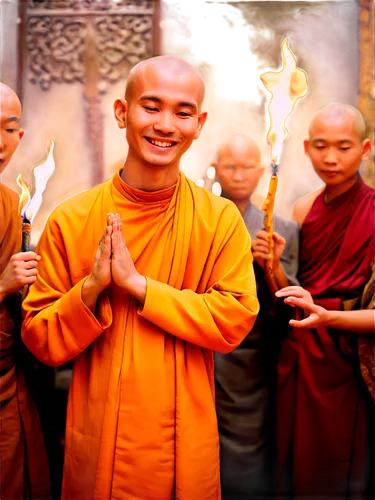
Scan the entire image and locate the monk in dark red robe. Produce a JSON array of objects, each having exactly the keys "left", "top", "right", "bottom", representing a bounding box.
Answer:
[
  {"left": 213, "top": 134, "right": 299, "bottom": 499},
  {"left": 275, "top": 103, "right": 374, "bottom": 498}
]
